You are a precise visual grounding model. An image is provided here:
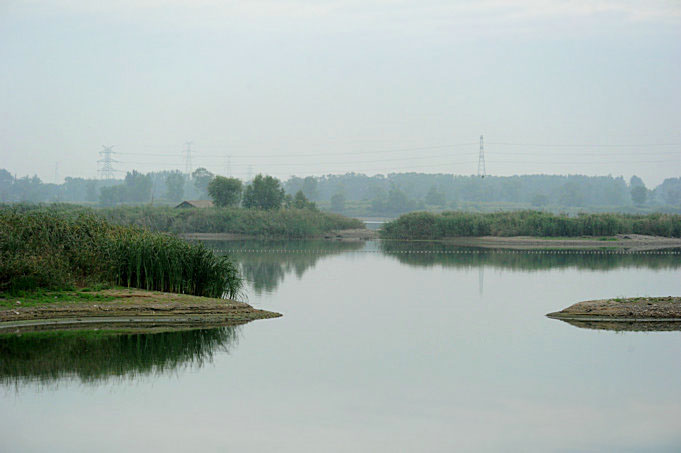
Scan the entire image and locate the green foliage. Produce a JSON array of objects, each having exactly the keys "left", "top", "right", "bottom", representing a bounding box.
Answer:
[
  {"left": 242, "top": 174, "right": 285, "bottom": 210},
  {"left": 165, "top": 172, "right": 185, "bottom": 202},
  {"left": 208, "top": 176, "right": 243, "bottom": 207},
  {"left": 381, "top": 210, "right": 681, "bottom": 239},
  {"left": 425, "top": 185, "right": 446, "bottom": 206},
  {"left": 192, "top": 168, "right": 214, "bottom": 197},
  {"left": 292, "top": 190, "right": 317, "bottom": 210},
  {"left": 330, "top": 193, "right": 346, "bottom": 212},
  {"left": 630, "top": 185, "right": 647, "bottom": 205},
  {"left": 0, "top": 208, "right": 243, "bottom": 298}
]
